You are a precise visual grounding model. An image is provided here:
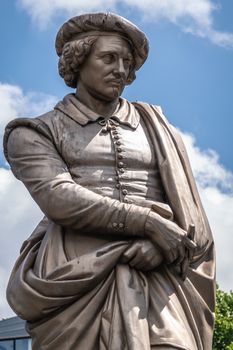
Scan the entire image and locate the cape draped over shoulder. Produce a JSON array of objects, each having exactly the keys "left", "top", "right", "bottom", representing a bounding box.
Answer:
[{"left": 3, "top": 99, "right": 215, "bottom": 350}]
